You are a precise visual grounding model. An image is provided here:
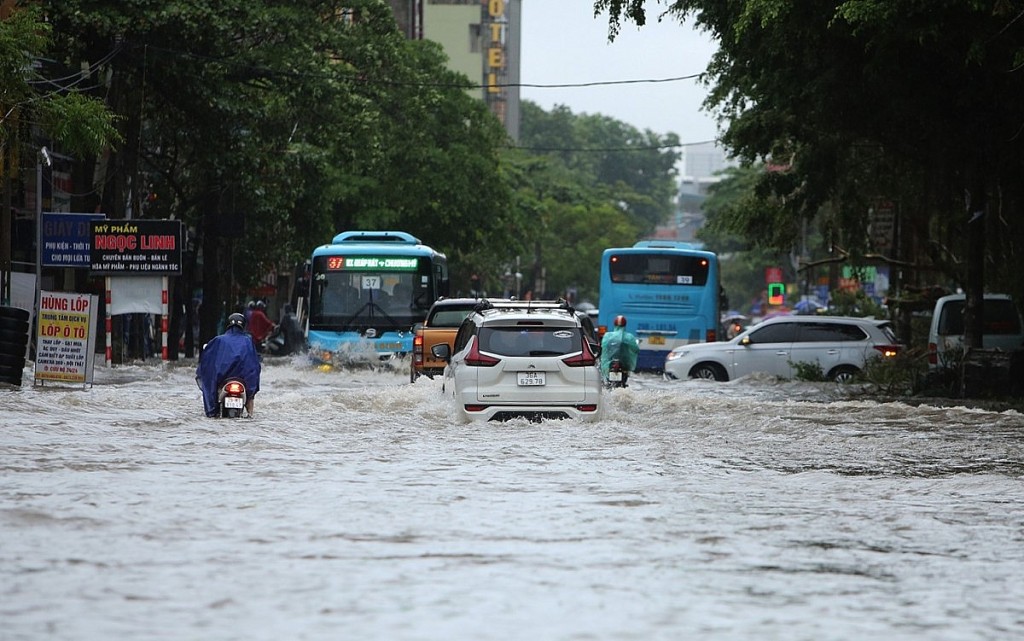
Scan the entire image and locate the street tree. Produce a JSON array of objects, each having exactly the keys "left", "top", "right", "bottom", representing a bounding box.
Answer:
[
  {"left": 44, "top": 0, "right": 516, "bottom": 348},
  {"left": 596, "top": 0, "right": 1024, "bottom": 347},
  {"left": 511, "top": 101, "right": 677, "bottom": 299},
  {"left": 0, "top": 4, "right": 119, "bottom": 304}
]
